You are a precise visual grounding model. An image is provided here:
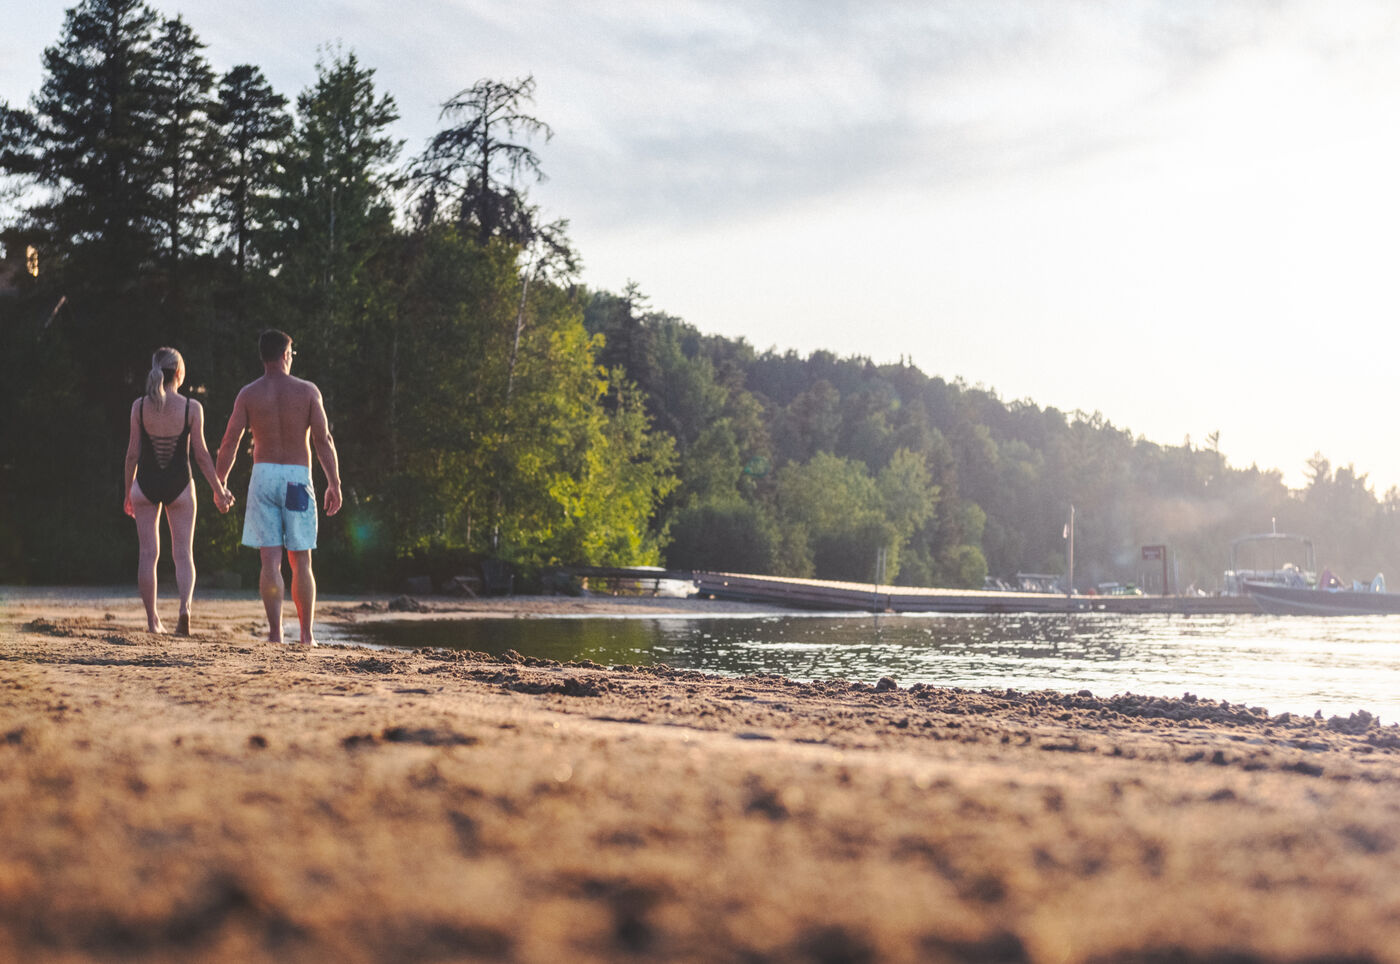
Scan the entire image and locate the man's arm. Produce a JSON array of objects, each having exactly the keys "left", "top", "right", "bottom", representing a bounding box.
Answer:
[
  {"left": 309, "top": 386, "right": 342, "bottom": 516},
  {"left": 216, "top": 389, "right": 248, "bottom": 486},
  {"left": 190, "top": 402, "right": 234, "bottom": 513}
]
